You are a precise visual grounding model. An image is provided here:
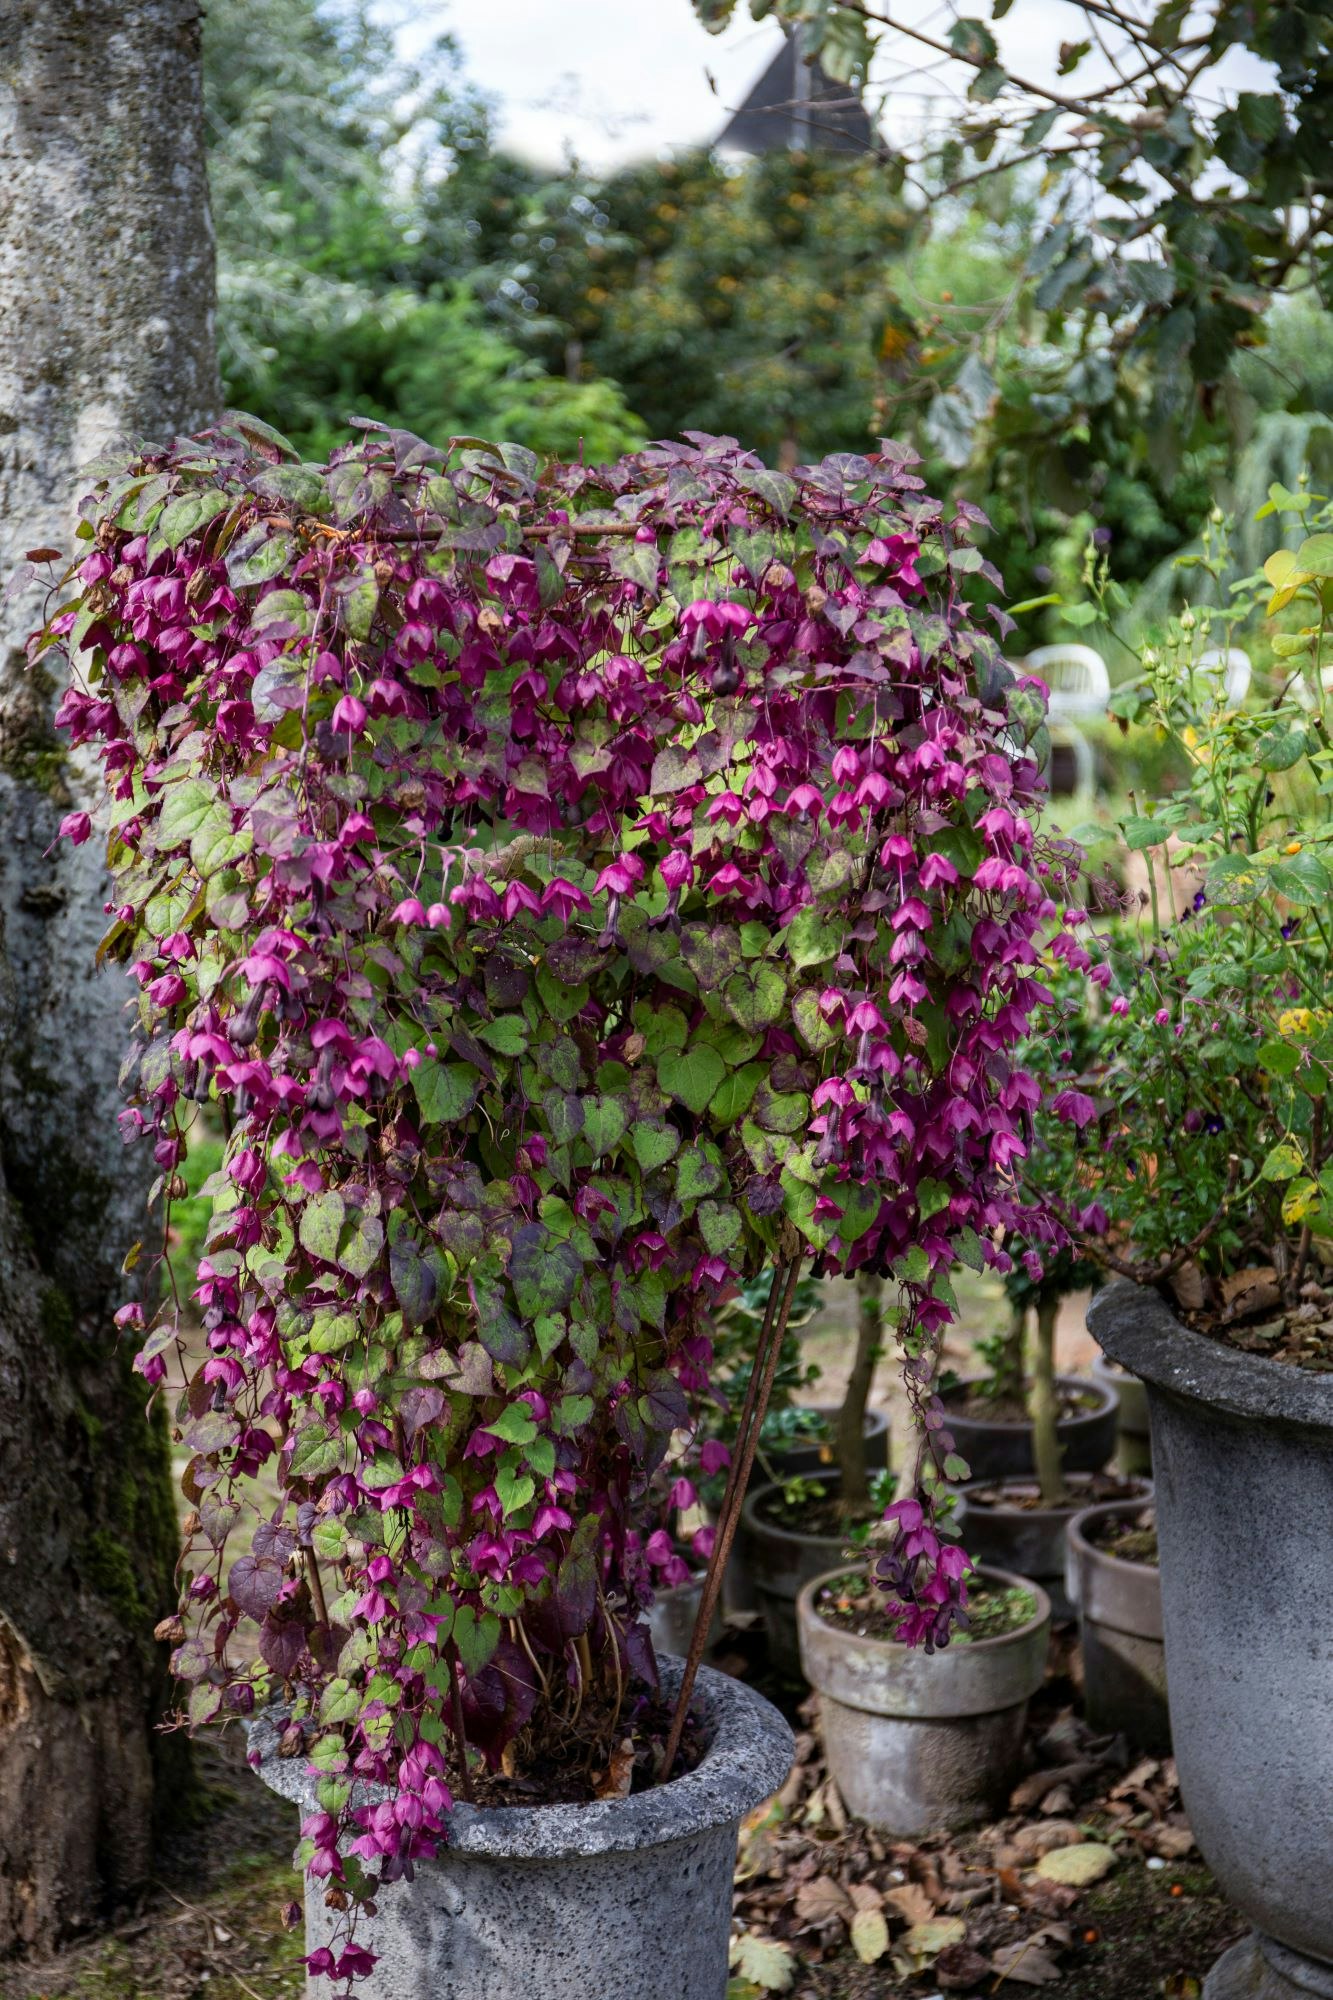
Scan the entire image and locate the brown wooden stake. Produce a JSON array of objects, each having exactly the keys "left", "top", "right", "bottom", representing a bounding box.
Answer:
[{"left": 661, "top": 1257, "right": 803, "bottom": 1776}]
